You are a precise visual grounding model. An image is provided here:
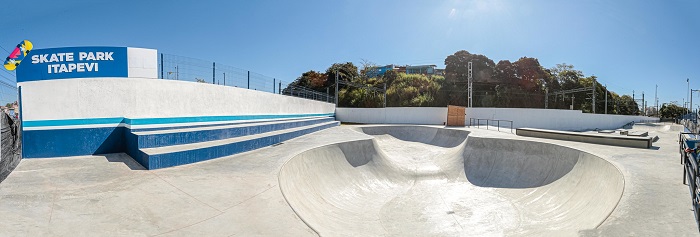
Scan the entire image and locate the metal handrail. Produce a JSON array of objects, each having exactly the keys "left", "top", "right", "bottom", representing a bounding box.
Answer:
[
  {"left": 679, "top": 130, "right": 700, "bottom": 231},
  {"left": 468, "top": 118, "right": 514, "bottom": 133}
]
